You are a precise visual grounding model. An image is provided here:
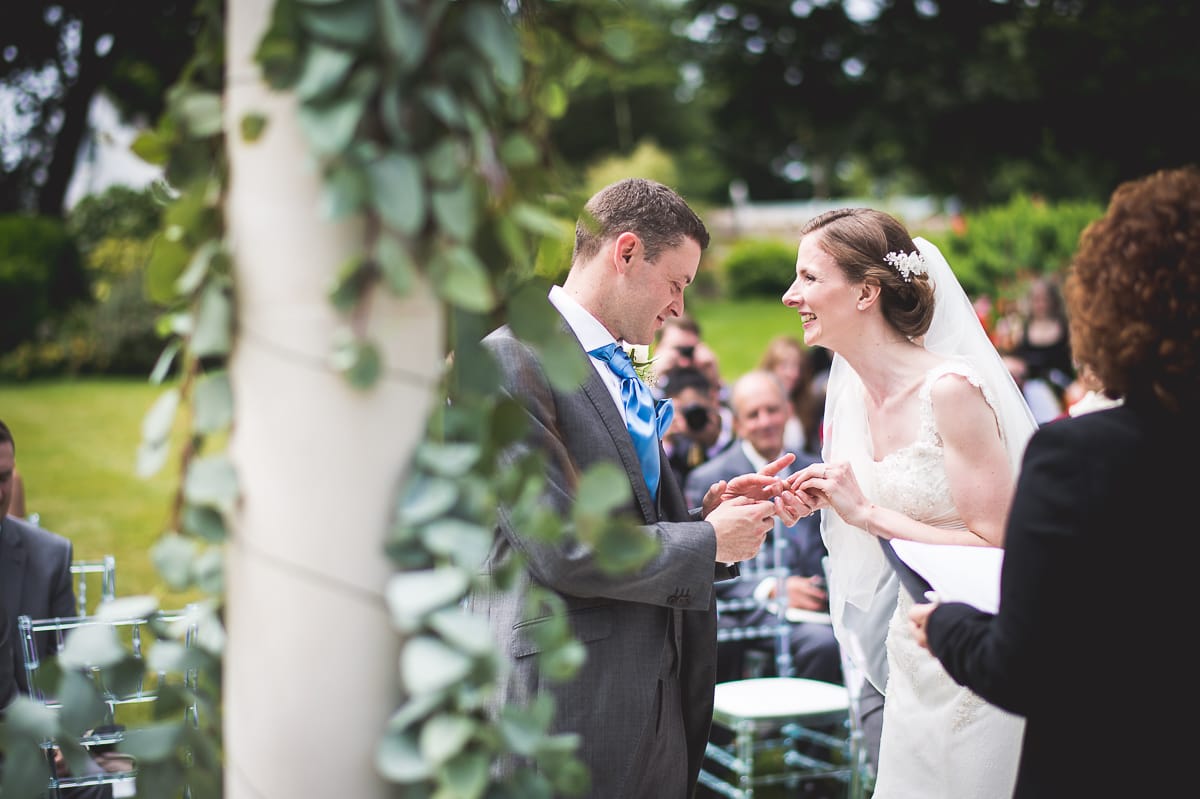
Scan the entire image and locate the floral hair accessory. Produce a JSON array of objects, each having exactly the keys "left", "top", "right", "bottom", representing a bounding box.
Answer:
[{"left": 884, "top": 249, "right": 927, "bottom": 282}]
